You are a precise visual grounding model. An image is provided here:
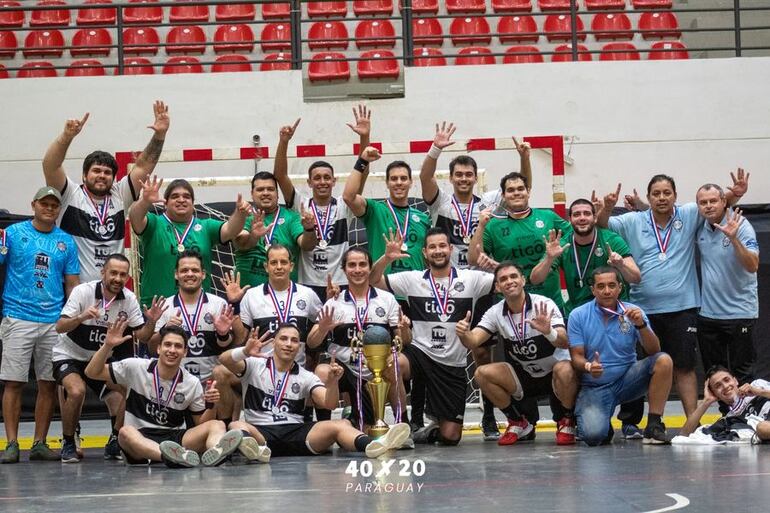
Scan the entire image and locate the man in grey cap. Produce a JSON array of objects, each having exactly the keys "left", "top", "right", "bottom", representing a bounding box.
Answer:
[{"left": 0, "top": 186, "right": 80, "bottom": 463}]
